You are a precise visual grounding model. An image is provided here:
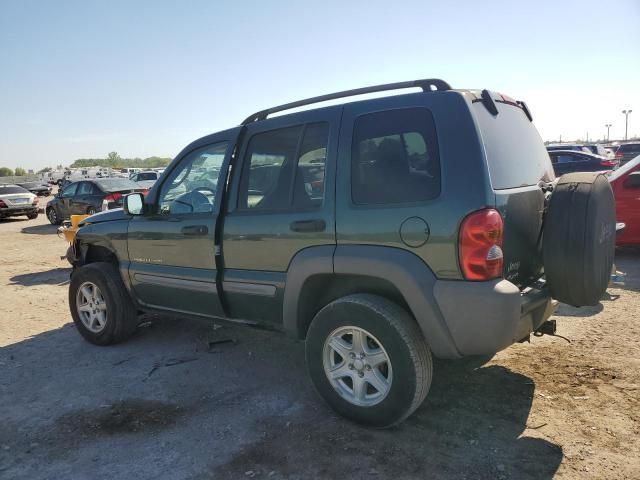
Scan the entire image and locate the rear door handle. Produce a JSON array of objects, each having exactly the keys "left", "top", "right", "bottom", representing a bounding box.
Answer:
[
  {"left": 290, "top": 219, "right": 326, "bottom": 233},
  {"left": 181, "top": 225, "right": 208, "bottom": 236}
]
